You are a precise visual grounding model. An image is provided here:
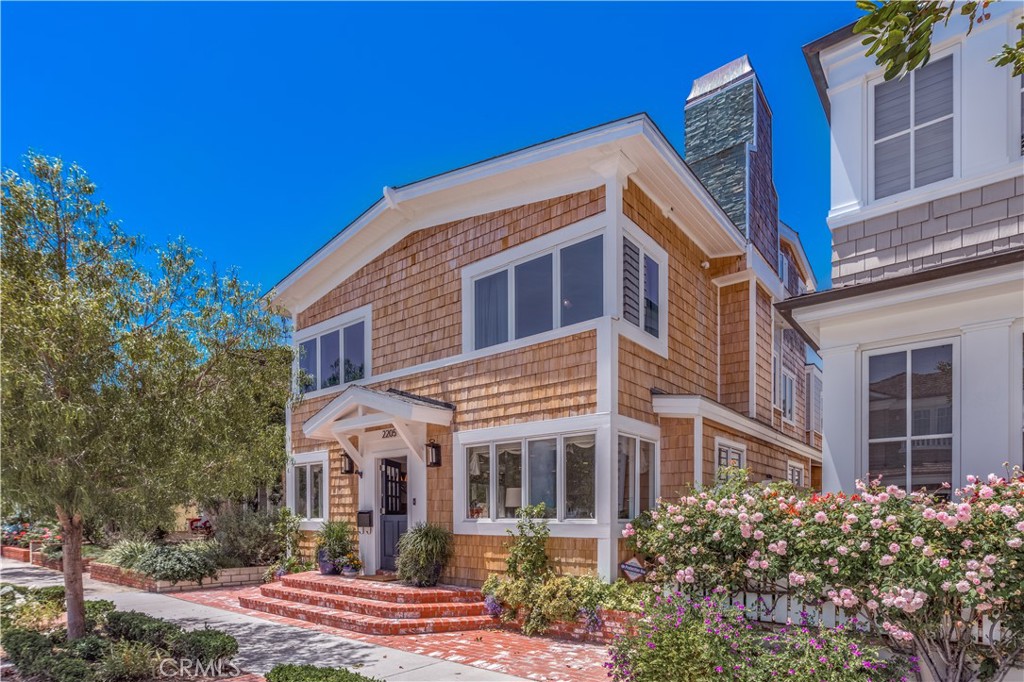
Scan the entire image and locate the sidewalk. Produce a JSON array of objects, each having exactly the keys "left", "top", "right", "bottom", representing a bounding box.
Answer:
[{"left": 0, "top": 558, "right": 527, "bottom": 682}]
